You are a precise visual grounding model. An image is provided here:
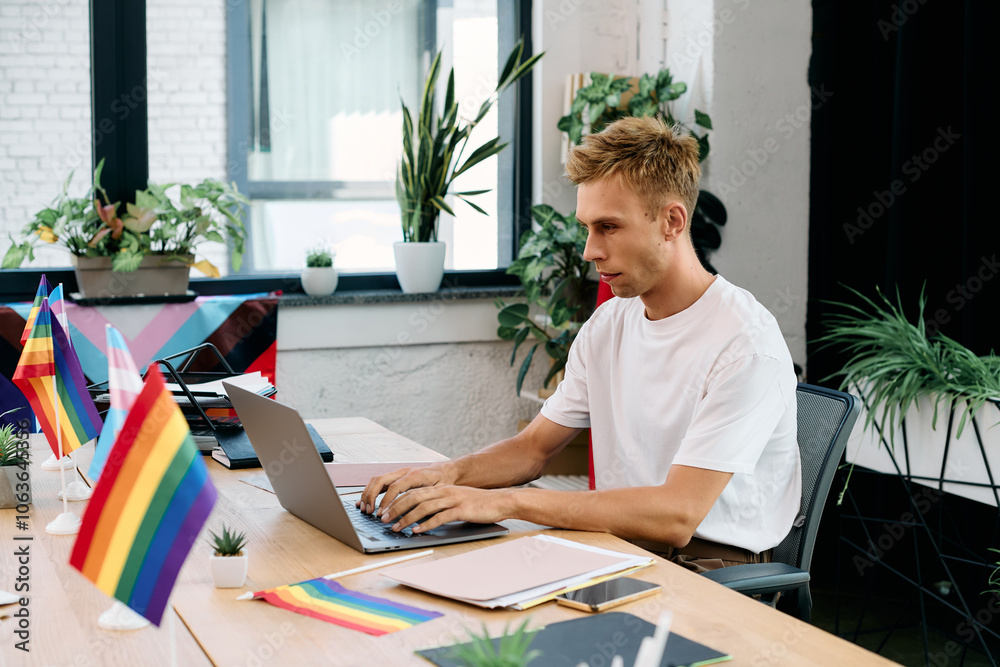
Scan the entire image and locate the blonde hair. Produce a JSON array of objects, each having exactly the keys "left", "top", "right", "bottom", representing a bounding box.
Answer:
[{"left": 565, "top": 116, "right": 701, "bottom": 220}]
